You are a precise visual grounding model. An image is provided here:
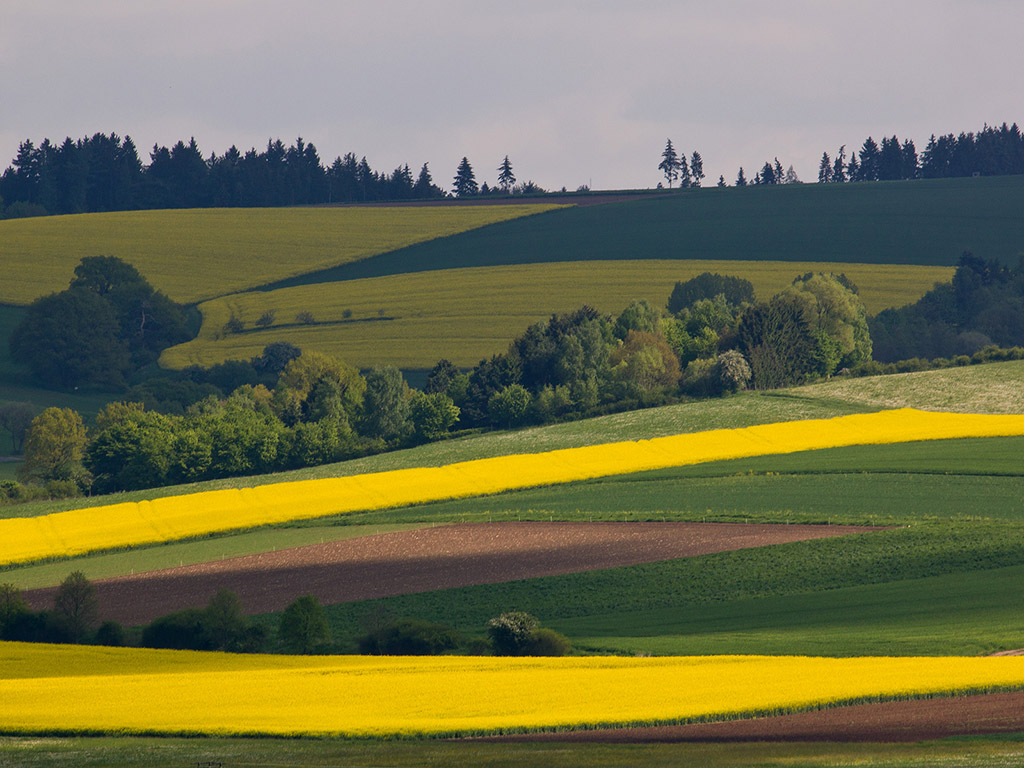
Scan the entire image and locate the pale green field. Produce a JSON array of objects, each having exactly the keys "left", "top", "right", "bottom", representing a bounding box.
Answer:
[
  {"left": 161, "top": 259, "right": 952, "bottom": 369},
  {"left": 0, "top": 205, "right": 564, "bottom": 305}
]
